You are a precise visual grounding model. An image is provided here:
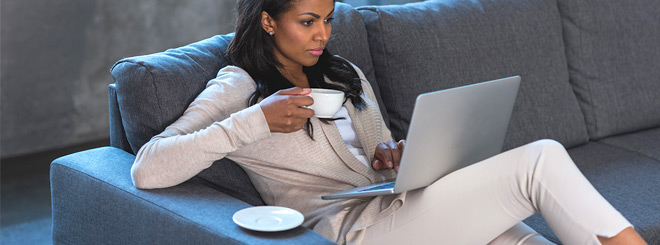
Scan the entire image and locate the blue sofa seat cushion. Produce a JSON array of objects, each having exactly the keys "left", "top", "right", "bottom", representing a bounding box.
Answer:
[
  {"left": 360, "top": 0, "right": 589, "bottom": 150},
  {"left": 598, "top": 127, "right": 660, "bottom": 162},
  {"left": 51, "top": 147, "right": 332, "bottom": 244}
]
